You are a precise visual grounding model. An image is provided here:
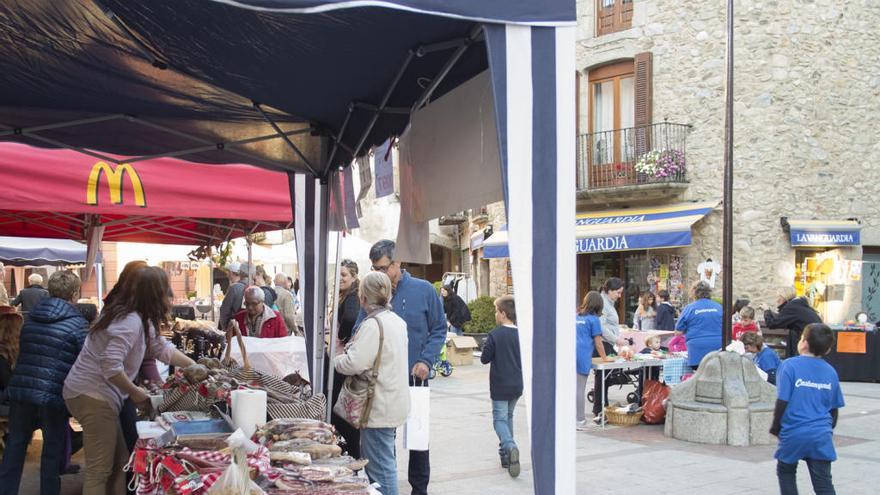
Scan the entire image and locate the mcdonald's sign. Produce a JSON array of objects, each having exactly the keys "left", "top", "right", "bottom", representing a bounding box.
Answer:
[{"left": 86, "top": 161, "right": 146, "bottom": 207}]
